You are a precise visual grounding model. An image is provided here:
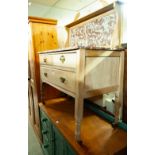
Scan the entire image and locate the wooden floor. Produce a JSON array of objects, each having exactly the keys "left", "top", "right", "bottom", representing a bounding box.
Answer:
[{"left": 40, "top": 97, "right": 127, "bottom": 155}]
